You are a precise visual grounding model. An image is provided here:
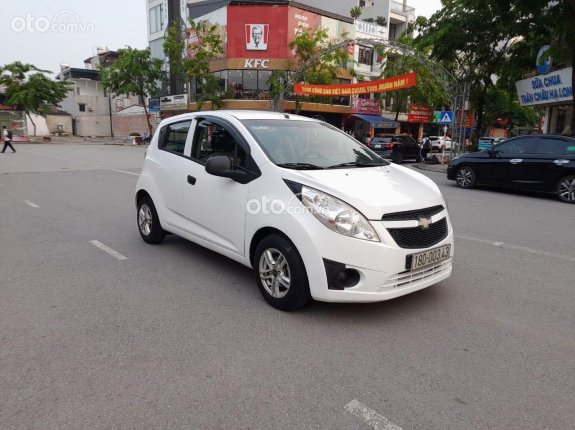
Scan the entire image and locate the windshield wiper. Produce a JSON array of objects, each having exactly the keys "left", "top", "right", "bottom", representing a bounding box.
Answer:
[
  {"left": 326, "top": 161, "right": 388, "bottom": 169},
  {"left": 276, "top": 162, "right": 325, "bottom": 170}
]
